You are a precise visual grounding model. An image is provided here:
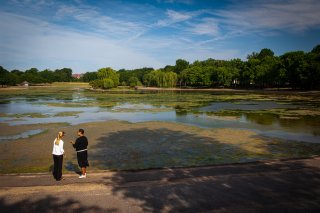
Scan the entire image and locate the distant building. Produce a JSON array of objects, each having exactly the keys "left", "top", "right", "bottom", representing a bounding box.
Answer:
[
  {"left": 20, "top": 81, "right": 29, "bottom": 87},
  {"left": 72, "top": 74, "right": 83, "bottom": 79}
]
